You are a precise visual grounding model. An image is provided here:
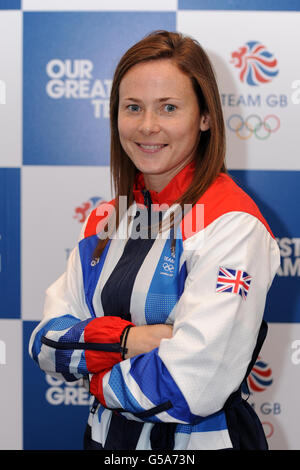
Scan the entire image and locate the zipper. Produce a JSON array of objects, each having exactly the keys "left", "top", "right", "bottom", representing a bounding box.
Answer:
[
  {"left": 142, "top": 188, "right": 152, "bottom": 209},
  {"left": 142, "top": 189, "right": 176, "bottom": 256},
  {"left": 141, "top": 189, "right": 153, "bottom": 238},
  {"left": 90, "top": 398, "right": 100, "bottom": 415}
]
